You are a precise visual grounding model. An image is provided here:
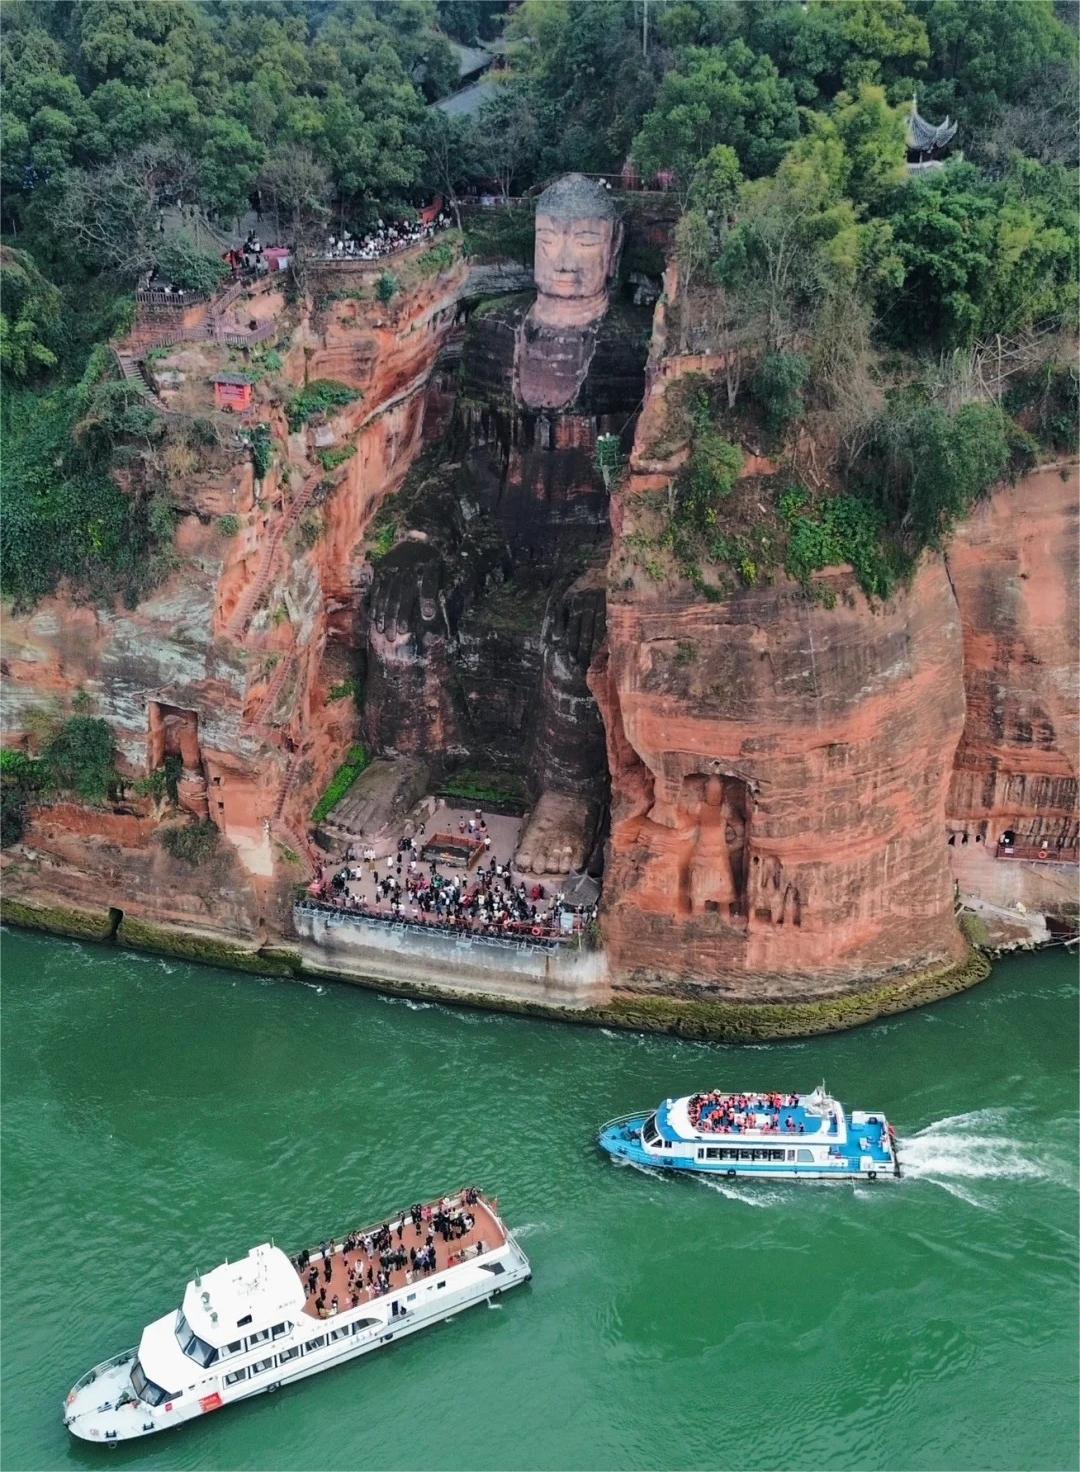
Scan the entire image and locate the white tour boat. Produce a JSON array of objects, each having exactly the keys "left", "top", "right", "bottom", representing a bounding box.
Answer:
[
  {"left": 64, "top": 1190, "right": 530, "bottom": 1443},
  {"left": 598, "top": 1085, "right": 901, "bottom": 1180}
]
